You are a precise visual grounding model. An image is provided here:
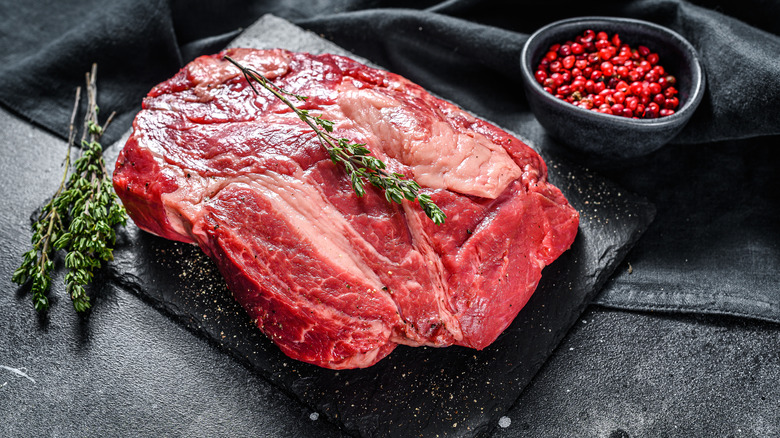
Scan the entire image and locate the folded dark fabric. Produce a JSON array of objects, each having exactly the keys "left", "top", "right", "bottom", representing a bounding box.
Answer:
[
  {"left": 0, "top": 0, "right": 777, "bottom": 323},
  {"left": 593, "top": 135, "right": 780, "bottom": 324}
]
